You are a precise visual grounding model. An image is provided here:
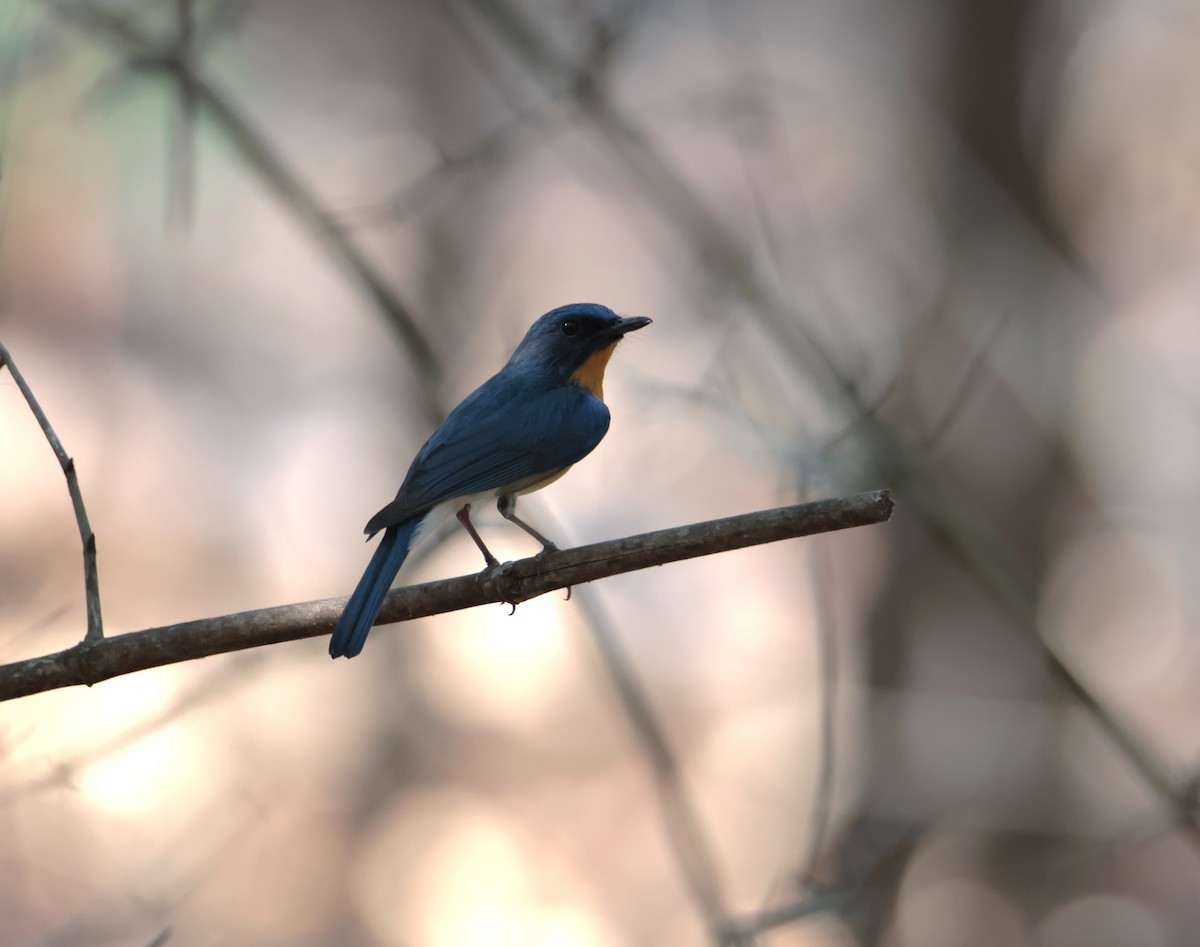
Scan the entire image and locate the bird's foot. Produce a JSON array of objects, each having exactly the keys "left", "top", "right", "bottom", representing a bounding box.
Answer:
[{"left": 480, "top": 554, "right": 501, "bottom": 572}]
